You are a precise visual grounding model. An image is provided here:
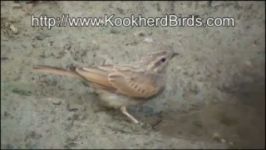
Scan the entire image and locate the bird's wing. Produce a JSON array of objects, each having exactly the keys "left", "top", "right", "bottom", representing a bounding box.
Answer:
[
  {"left": 108, "top": 67, "right": 161, "bottom": 98},
  {"left": 34, "top": 65, "right": 161, "bottom": 98},
  {"left": 75, "top": 65, "right": 116, "bottom": 92}
]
